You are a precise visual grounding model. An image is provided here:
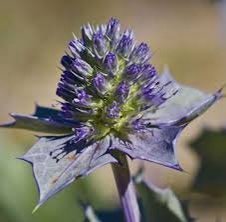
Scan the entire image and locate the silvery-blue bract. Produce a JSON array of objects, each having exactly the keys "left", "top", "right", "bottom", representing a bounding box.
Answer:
[{"left": 1, "top": 18, "right": 223, "bottom": 209}]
